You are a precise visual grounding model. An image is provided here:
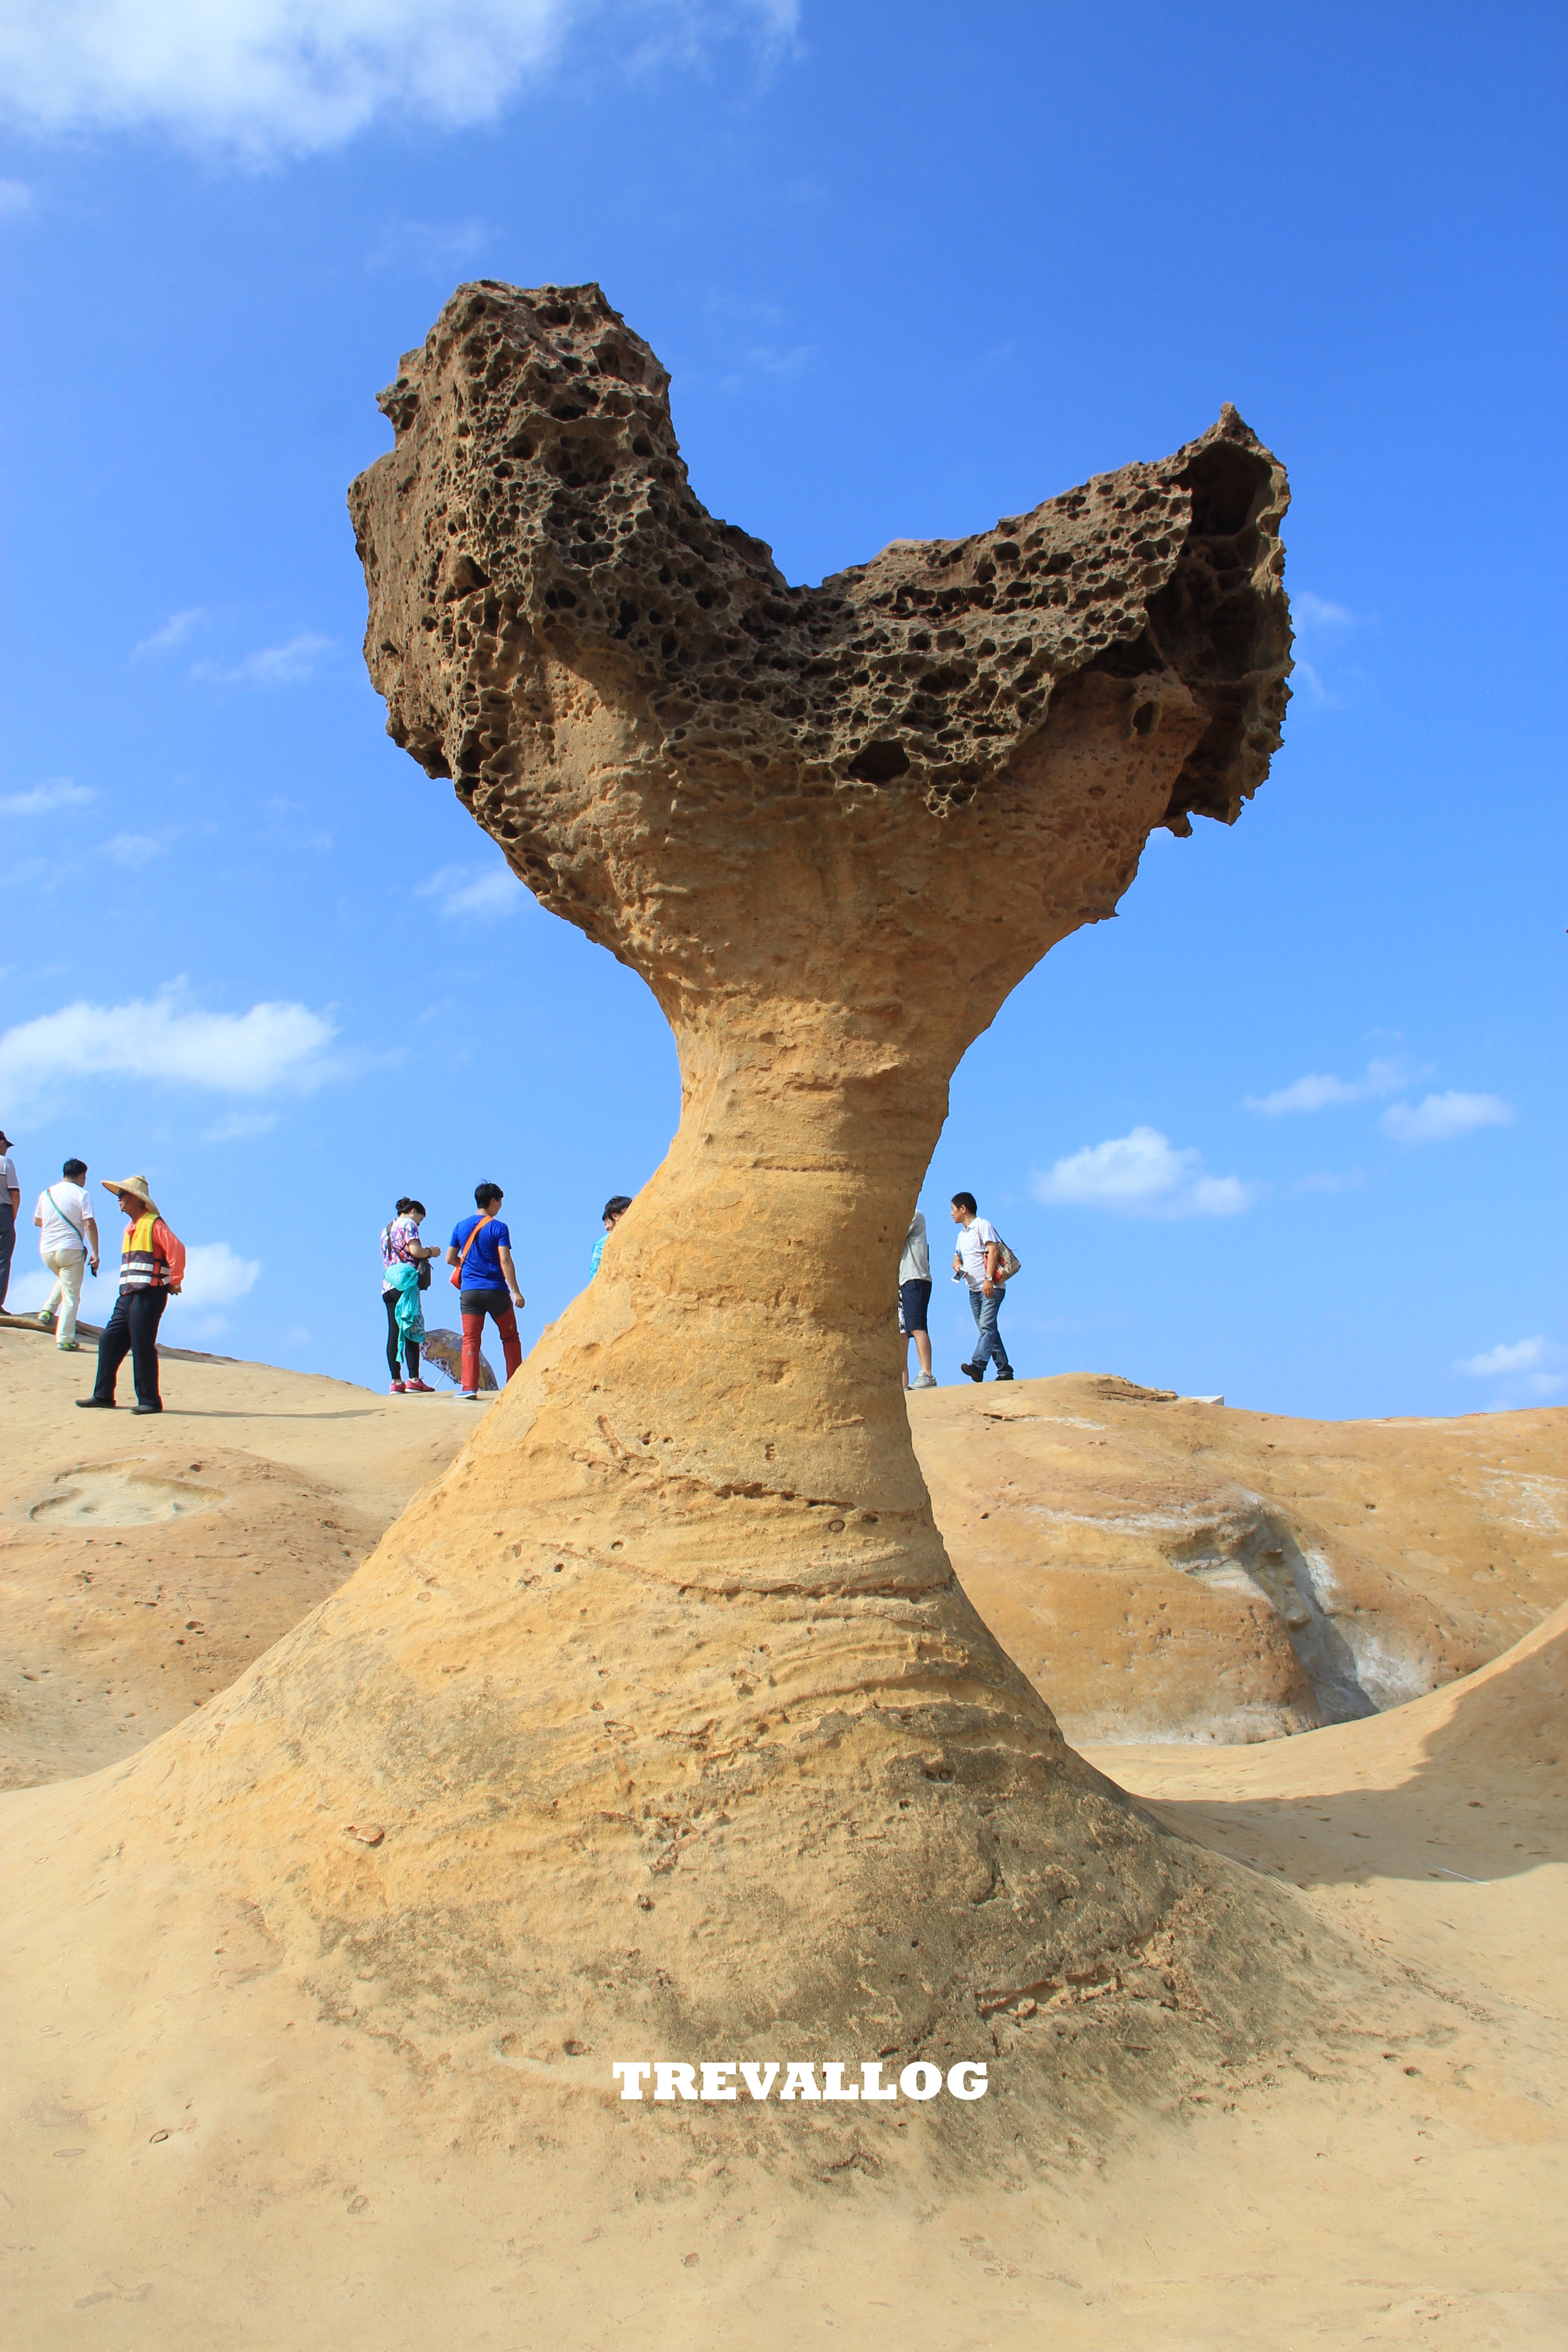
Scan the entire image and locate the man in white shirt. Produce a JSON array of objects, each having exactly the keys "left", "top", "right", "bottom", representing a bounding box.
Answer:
[
  {"left": 0, "top": 1130, "right": 19, "bottom": 1311},
  {"left": 34, "top": 1157, "right": 99, "bottom": 1351},
  {"left": 950, "top": 1191, "right": 1013, "bottom": 1383}
]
